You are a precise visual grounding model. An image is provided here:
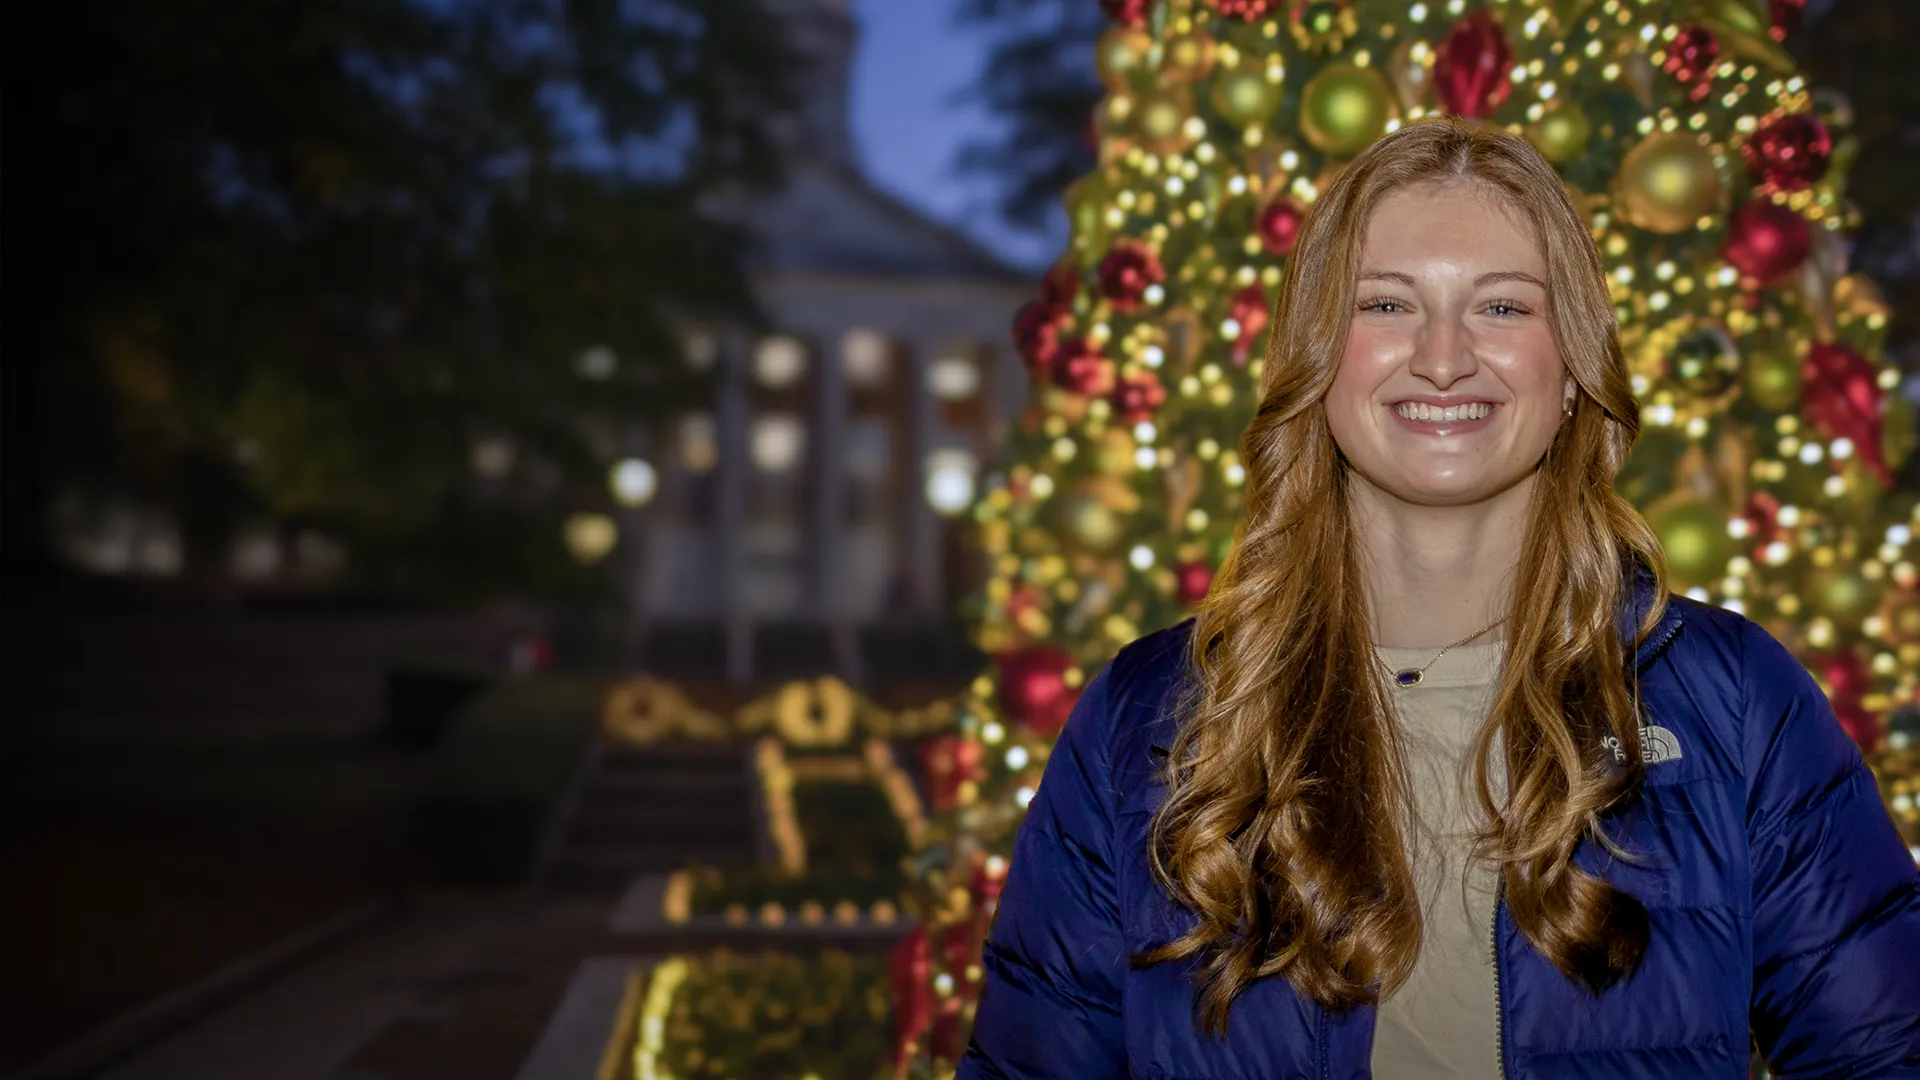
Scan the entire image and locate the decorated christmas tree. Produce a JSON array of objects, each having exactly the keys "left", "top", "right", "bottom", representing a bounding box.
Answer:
[{"left": 894, "top": 0, "right": 1920, "bottom": 1071}]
